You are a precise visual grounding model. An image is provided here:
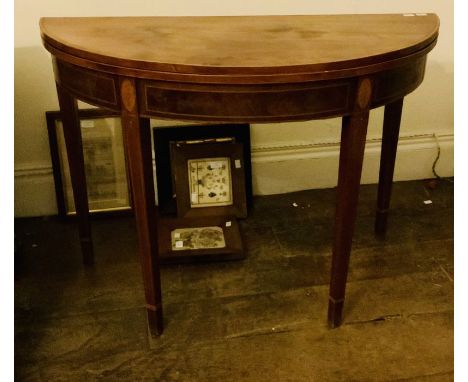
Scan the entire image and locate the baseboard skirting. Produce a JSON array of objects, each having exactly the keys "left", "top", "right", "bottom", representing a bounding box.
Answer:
[
  {"left": 251, "top": 132, "right": 453, "bottom": 162},
  {"left": 14, "top": 164, "right": 53, "bottom": 178},
  {"left": 14, "top": 132, "right": 454, "bottom": 217},
  {"left": 251, "top": 132, "right": 453, "bottom": 195}
]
